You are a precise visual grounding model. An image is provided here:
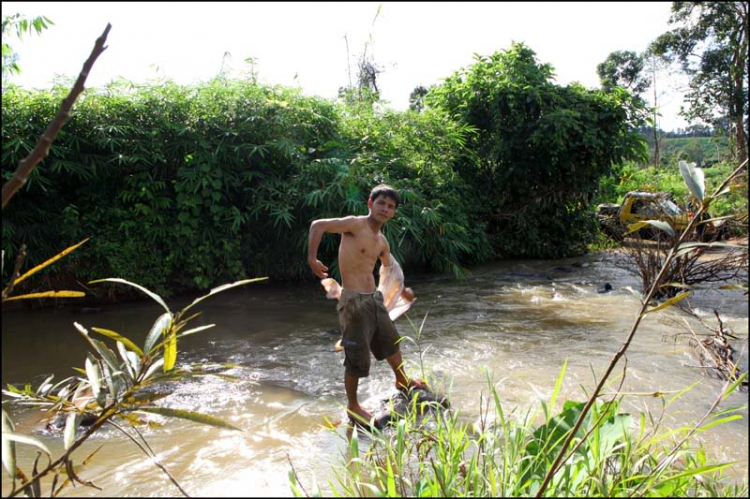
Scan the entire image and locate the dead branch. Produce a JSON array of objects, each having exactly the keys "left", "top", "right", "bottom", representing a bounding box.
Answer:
[
  {"left": 2, "top": 244, "right": 27, "bottom": 300},
  {"left": 1, "top": 23, "right": 111, "bottom": 210}
]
